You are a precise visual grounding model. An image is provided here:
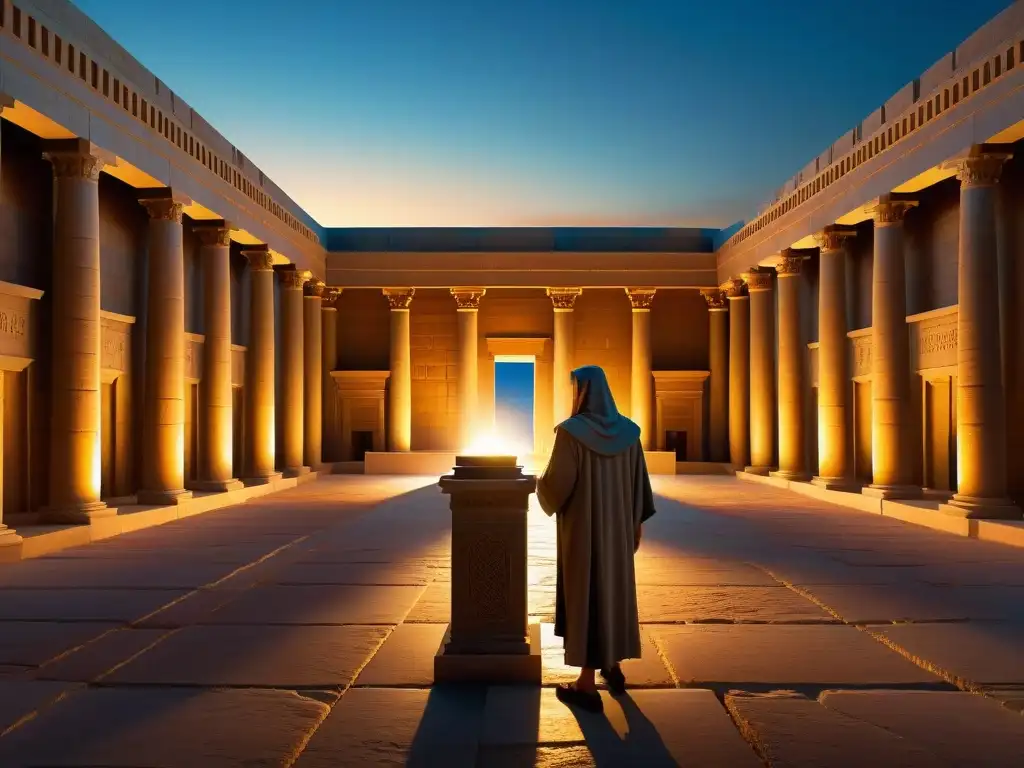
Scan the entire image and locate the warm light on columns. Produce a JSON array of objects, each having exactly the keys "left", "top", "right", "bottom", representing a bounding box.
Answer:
[
  {"left": 725, "top": 278, "right": 750, "bottom": 470},
  {"left": 627, "top": 288, "right": 656, "bottom": 450},
  {"left": 771, "top": 253, "right": 808, "bottom": 480},
  {"left": 744, "top": 268, "right": 776, "bottom": 475},
  {"left": 452, "top": 288, "right": 485, "bottom": 452},
  {"left": 701, "top": 289, "right": 729, "bottom": 463},
  {"left": 278, "top": 266, "right": 310, "bottom": 477},
  {"left": 548, "top": 288, "right": 582, "bottom": 426},
  {"left": 384, "top": 288, "right": 415, "bottom": 452},
  {"left": 242, "top": 247, "right": 280, "bottom": 483}
]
